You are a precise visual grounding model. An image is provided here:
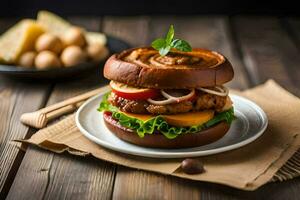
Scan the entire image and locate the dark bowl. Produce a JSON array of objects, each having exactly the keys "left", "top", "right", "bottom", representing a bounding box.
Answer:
[{"left": 0, "top": 35, "right": 130, "bottom": 80}]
